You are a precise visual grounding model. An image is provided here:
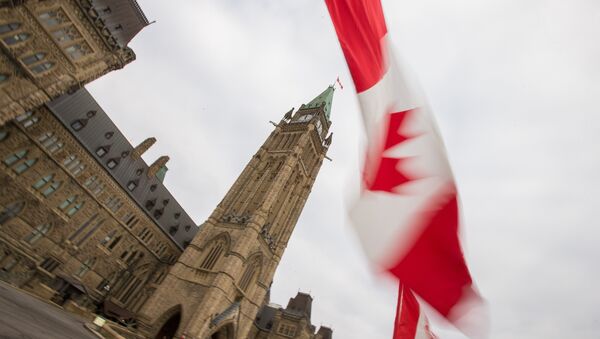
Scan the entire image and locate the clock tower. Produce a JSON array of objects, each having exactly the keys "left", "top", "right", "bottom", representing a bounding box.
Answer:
[{"left": 138, "top": 86, "right": 335, "bottom": 339}]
